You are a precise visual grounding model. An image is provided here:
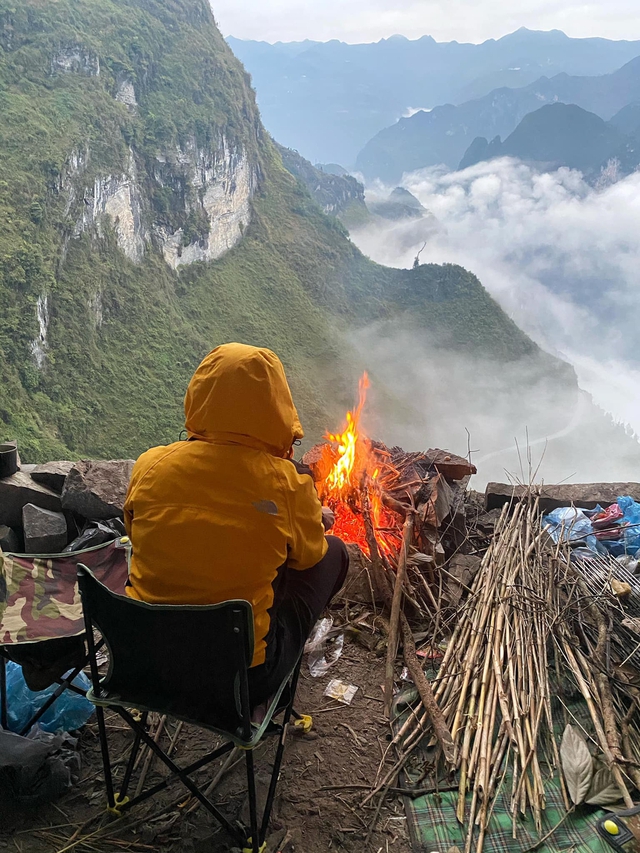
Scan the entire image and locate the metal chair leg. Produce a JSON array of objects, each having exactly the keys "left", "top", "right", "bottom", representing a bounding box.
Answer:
[
  {"left": 245, "top": 748, "right": 260, "bottom": 853},
  {"left": 95, "top": 706, "right": 116, "bottom": 810},
  {"left": 259, "top": 659, "right": 303, "bottom": 843},
  {"left": 118, "top": 711, "right": 148, "bottom": 801}
]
